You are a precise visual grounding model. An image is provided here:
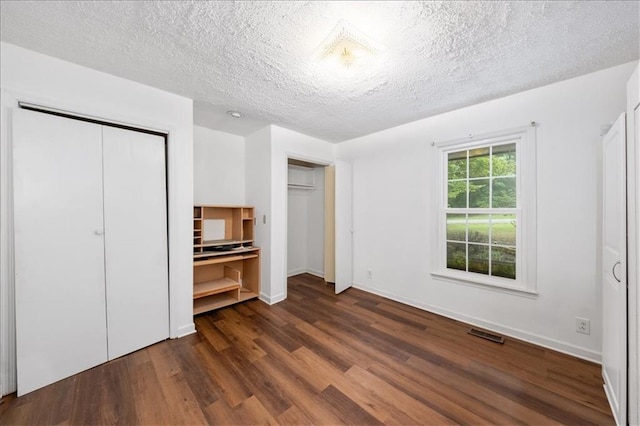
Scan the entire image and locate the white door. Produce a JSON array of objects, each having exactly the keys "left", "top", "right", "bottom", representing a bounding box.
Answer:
[
  {"left": 13, "top": 109, "right": 108, "bottom": 396},
  {"left": 602, "top": 113, "right": 627, "bottom": 426},
  {"left": 102, "top": 127, "right": 169, "bottom": 360},
  {"left": 335, "top": 160, "right": 353, "bottom": 294}
]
